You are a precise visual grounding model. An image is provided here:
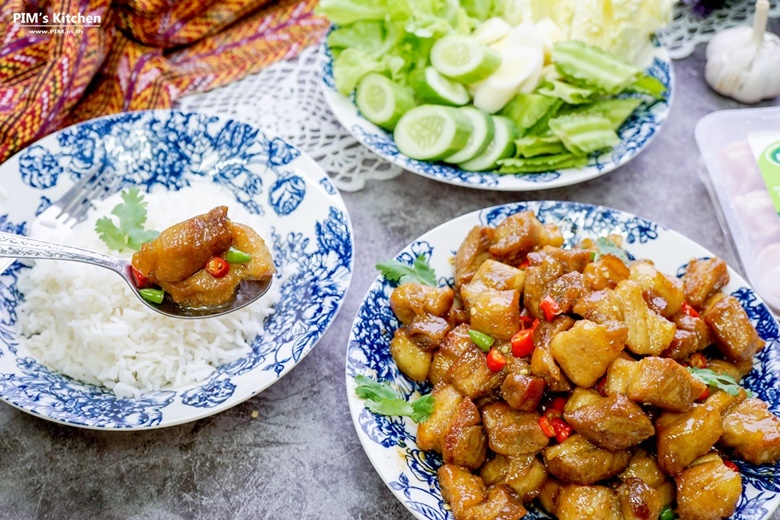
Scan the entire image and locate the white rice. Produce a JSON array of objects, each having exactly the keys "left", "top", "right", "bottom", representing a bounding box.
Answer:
[{"left": 16, "top": 181, "right": 281, "bottom": 398}]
